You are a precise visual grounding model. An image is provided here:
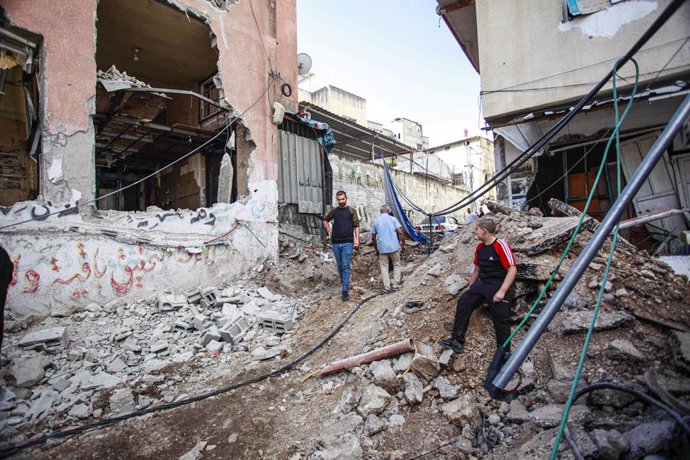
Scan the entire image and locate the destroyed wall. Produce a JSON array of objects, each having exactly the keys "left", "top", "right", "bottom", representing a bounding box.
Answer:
[
  {"left": 1, "top": 202, "right": 276, "bottom": 321},
  {"left": 329, "top": 156, "right": 466, "bottom": 228},
  {"left": 0, "top": 0, "right": 297, "bottom": 317}
]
